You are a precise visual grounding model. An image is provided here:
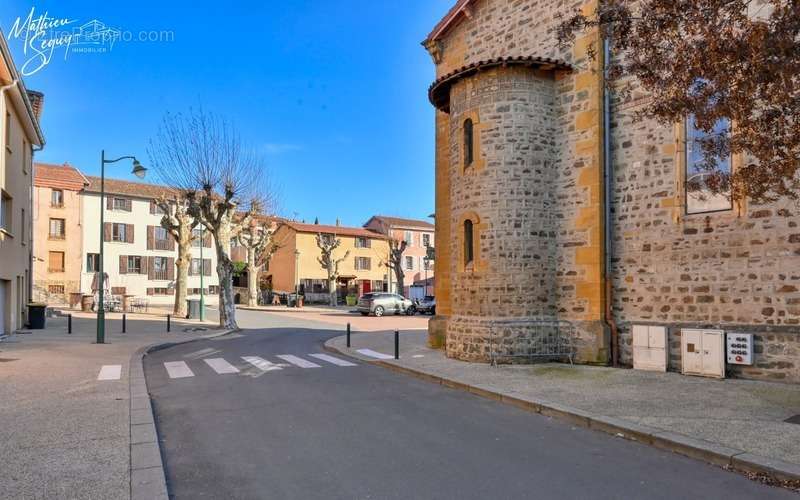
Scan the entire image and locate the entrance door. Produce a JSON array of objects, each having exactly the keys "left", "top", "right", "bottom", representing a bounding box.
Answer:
[{"left": 362, "top": 280, "right": 371, "bottom": 295}]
